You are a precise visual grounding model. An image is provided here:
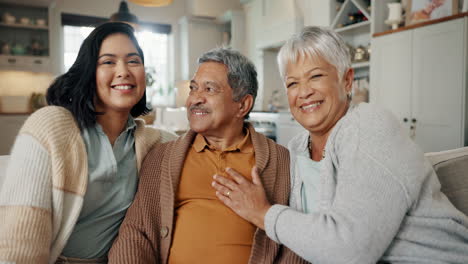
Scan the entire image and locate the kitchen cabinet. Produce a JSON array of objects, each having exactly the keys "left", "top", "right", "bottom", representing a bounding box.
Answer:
[
  {"left": 370, "top": 17, "right": 467, "bottom": 152},
  {"left": 0, "top": 3, "right": 50, "bottom": 72},
  {"left": 178, "top": 16, "right": 222, "bottom": 80},
  {"left": 0, "top": 114, "right": 29, "bottom": 155},
  {"left": 216, "top": 10, "right": 246, "bottom": 54}
]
